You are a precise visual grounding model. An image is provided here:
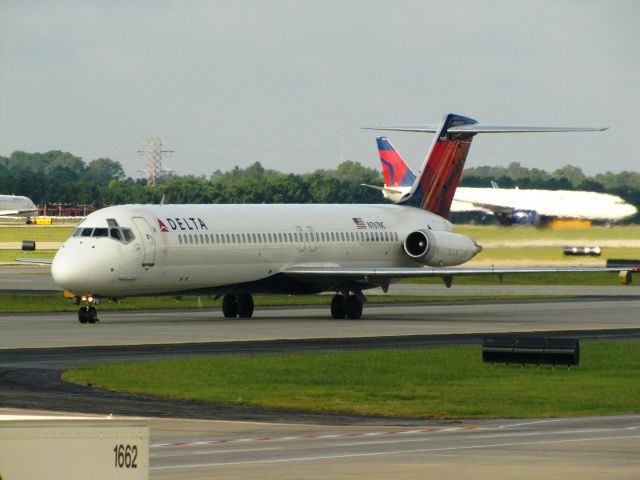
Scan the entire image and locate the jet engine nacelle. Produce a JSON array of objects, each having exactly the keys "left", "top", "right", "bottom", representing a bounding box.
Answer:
[{"left": 403, "top": 229, "right": 481, "bottom": 267}]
